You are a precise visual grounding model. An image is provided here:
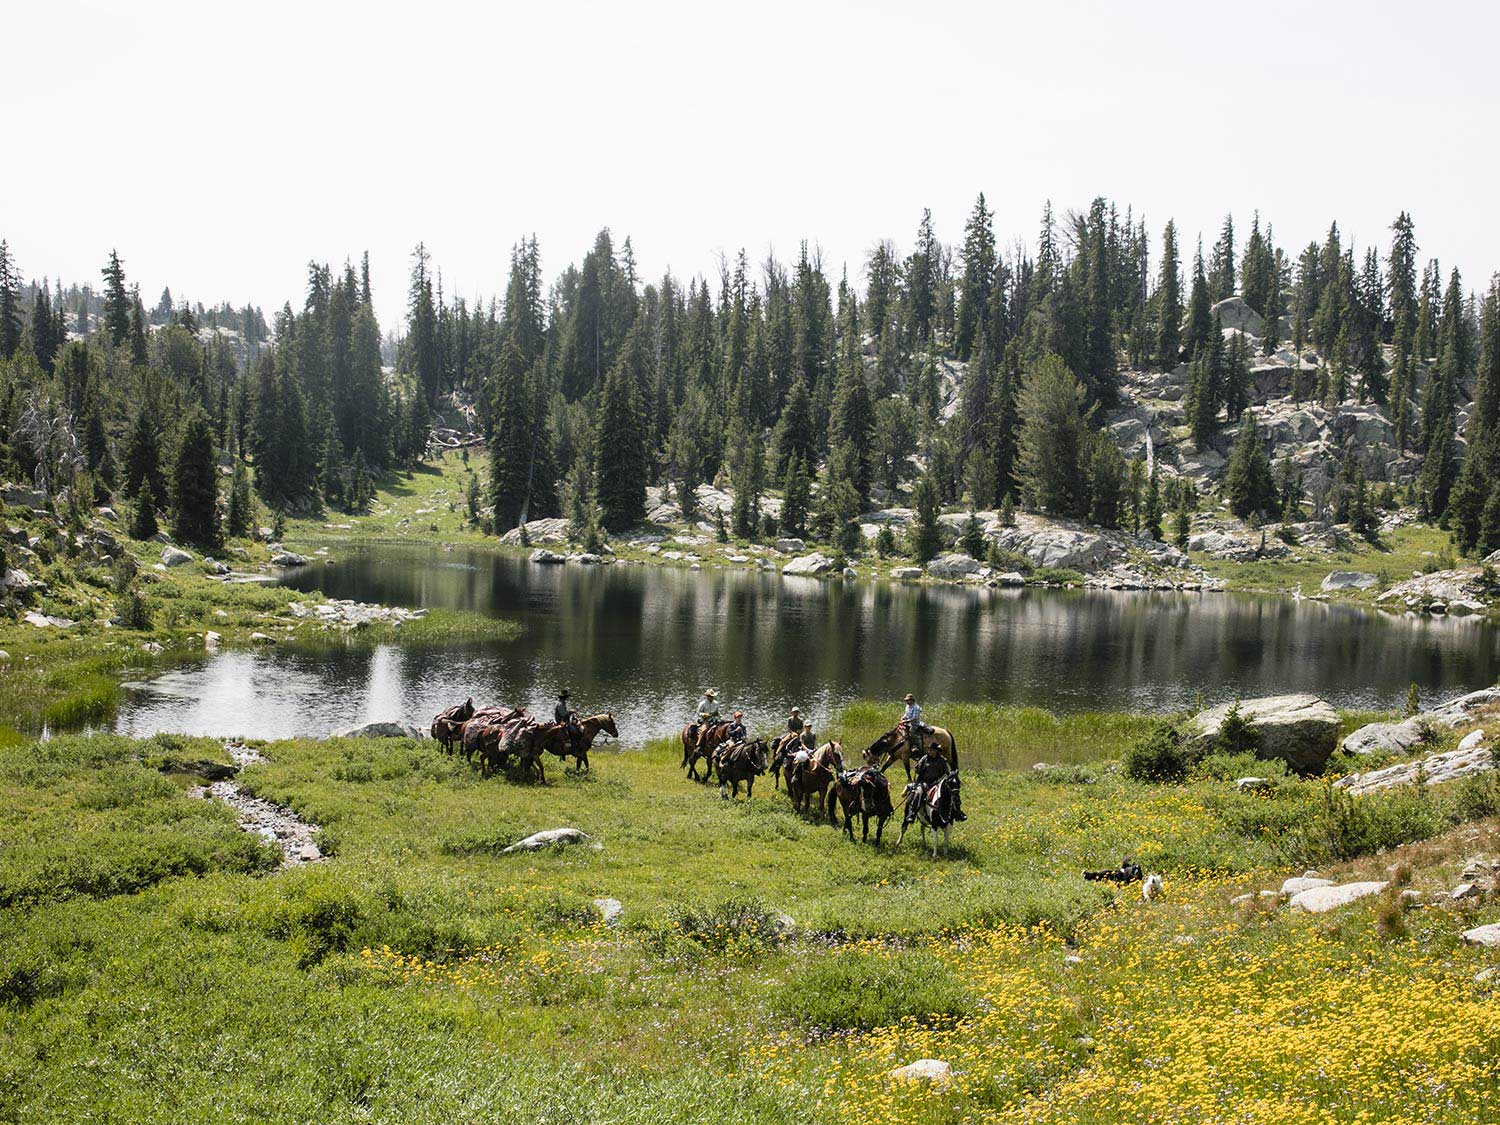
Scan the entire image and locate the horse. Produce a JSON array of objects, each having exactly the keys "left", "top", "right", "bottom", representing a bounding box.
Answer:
[
  {"left": 784, "top": 740, "right": 843, "bottom": 822},
  {"left": 531, "top": 713, "right": 618, "bottom": 772},
  {"left": 863, "top": 723, "right": 959, "bottom": 780},
  {"left": 832, "top": 767, "right": 894, "bottom": 844},
  {"left": 898, "top": 773, "right": 963, "bottom": 858},
  {"left": 683, "top": 721, "right": 733, "bottom": 782},
  {"left": 430, "top": 698, "right": 475, "bottom": 752},
  {"left": 461, "top": 707, "right": 521, "bottom": 765},
  {"left": 768, "top": 730, "right": 814, "bottom": 790},
  {"left": 715, "top": 738, "right": 769, "bottom": 800}
]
